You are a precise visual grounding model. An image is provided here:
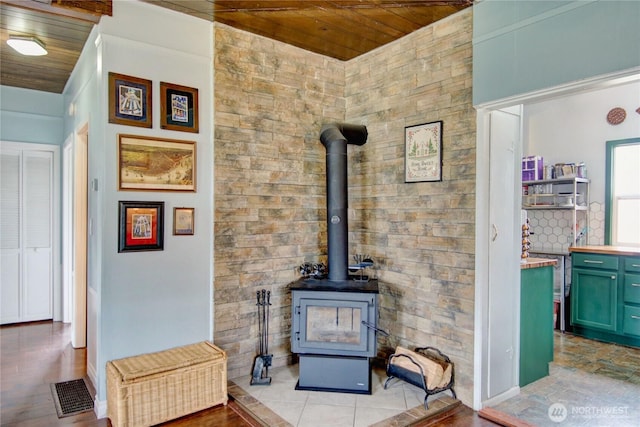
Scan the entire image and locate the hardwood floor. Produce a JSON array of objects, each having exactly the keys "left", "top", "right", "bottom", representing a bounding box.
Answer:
[
  {"left": 1, "top": 321, "right": 498, "bottom": 427},
  {"left": 0, "top": 321, "right": 254, "bottom": 427}
]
